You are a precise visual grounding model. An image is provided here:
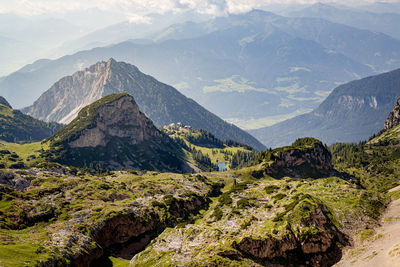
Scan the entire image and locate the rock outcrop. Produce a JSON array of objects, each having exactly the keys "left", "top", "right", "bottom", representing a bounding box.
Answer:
[
  {"left": 232, "top": 204, "right": 348, "bottom": 267},
  {"left": 384, "top": 98, "right": 400, "bottom": 130},
  {"left": 46, "top": 93, "right": 189, "bottom": 172},
  {"left": 261, "top": 138, "right": 333, "bottom": 178}
]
